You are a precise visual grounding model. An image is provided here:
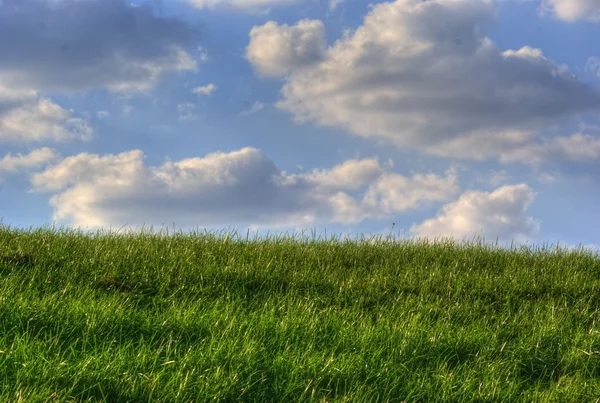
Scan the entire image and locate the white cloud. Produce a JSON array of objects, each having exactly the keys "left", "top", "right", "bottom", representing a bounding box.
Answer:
[
  {"left": 192, "top": 83, "right": 217, "bottom": 96},
  {"left": 360, "top": 169, "right": 460, "bottom": 220},
  {"left": 251, "top": 0, "right": 600, "bottom": 161},
  {"left": 0, "top": 89, "right": 92, "bottom": 143},
  {"left": 187, "top": 0, "right": 302, "bottom": 12},
  {"left": 30, "top": 147, "right": 458, "bottom": 230},
  {"left": 247, "top": 19, "right": 326, "bottom": 77},
  {"left": 541, "top": 0, "right": 600, "bottom": 22},
  {"left": 298, "top": 158, "right": 383, "bottom": 191},
  {"left": 96, "top": 111, "right": 111, "bottom": 119},
  {"left": 0, "top": 147, "right": 60, "bottom": 179},
  {"left": 241, "top": 101, "right": 266, "bottom": 116},
  {"left": 410, "top": 184, "right": 540, "bottom": 242}
]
